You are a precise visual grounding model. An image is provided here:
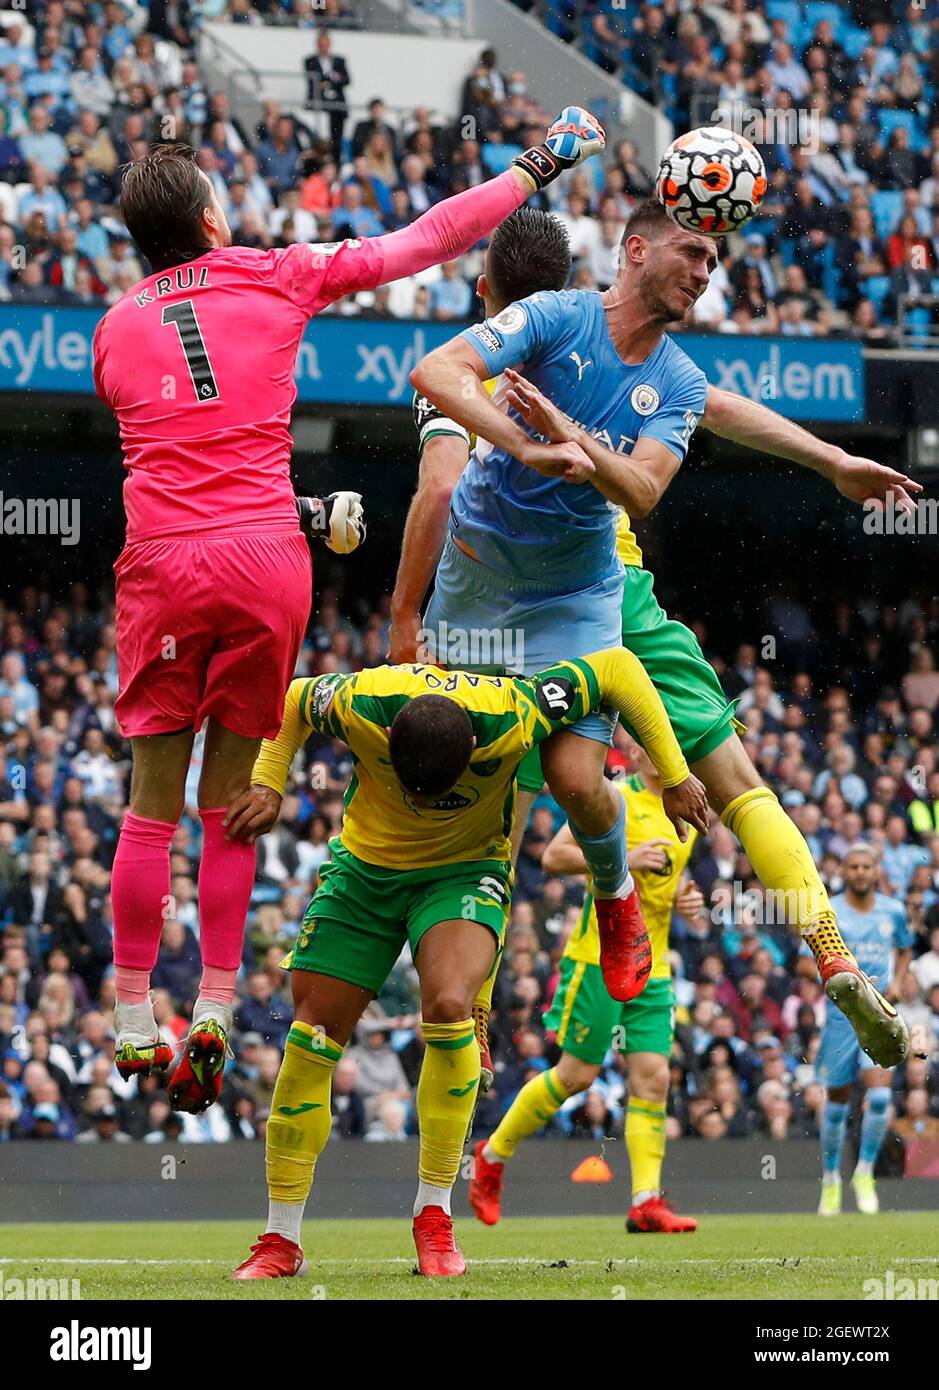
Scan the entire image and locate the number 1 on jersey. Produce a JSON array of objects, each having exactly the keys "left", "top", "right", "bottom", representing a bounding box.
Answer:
[{"left": 162, "top": 300, "right": 220, "bottom": 402}]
